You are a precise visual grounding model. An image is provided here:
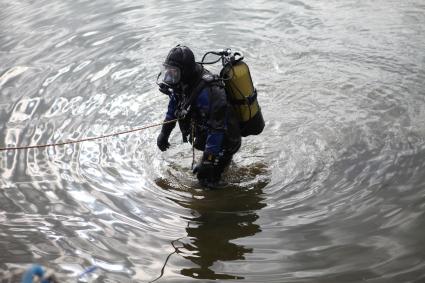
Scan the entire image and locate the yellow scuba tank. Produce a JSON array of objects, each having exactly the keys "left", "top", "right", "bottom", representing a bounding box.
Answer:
[{"left": 221, "top": 54, "right": 265, "bottom": 137}]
